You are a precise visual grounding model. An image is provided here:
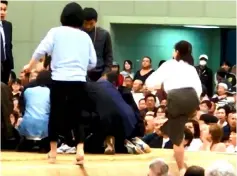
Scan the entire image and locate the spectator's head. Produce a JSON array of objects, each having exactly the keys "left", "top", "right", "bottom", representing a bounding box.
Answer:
[
  {"left": 184, "top": 166, "right": 205, "bottom": 176},
  {"left": 229, "top": 131, "right": 237, "bottom": 146},
  {"left": 60, "top": 2, "right": 84, "bottom": 28},
  {"left": 199, "top": 100, "right": 212, "bottom": 113},
  {"left": 208, "top": 124, "right": 223, "bottom": 144},
  {"left": 217, "top": 82, "right": 228, "bottom": 96},
  {"left": 185, "top": 119, "right": 200, "bottom": 138},
  {"left": 199, "top": 54, "right": 208, "bottom": 68},
  {"left": 154, "top": 117, "right": 168, "bottom": 135},
  {"left": 111, "top": 61, "right": 120, "bottom": 73},
  {"left": 216, "top": 105, "right": 230, "bottom": 123},
  {"left": 206, "top": 160, "right": 235, "bottom": 176},
  {"left": 228, "top": 110, "right": 236, "bottom": 131},
  {"left": 138, "top": 98, "right": 146, "bottom": 111},
  {"left": 132, "top": 79, "right": 143, "bottom": 92},
  {"left": 11, "top": 78, "right": 21, "bottom": 92},
  {"left": 148, "top": 158, "right": 169, "bottom": 176},
  {"left": 124, "top": 76, "right": 133, "bottom": 89},
  {"left": 83, "top": 7, "right": 97, "bottom": 32},
  {"left": 145, "top": 114, "right": 155, "bottom": 134},
  {"left": 145, "top": 93, "right": 156, "bottom": 110},
  {"left": 209, "top": 101, "right": 216, "bottom": 115},
  {"left": 123, "top": 60, "right": 133, "bottom": 71},
  {"left": 173, "top": 40, "right": 194, "bottom": 65},
  {"left": 183, "top": 127, "right": 194, "bottom": 147},
  {"left": 231, "top": 65, "right": 236, "bottom": 75},
  {"left": 199, "top": 114, "right": 218, "bottom": 125},
  {"left": 156, "top": 105, "right": 166, "bottom": 119},
  {"left": 141, "top": 56, "right": 152, "bottom": 69},
  {"left": 160, "top": 99, "right": 167, "bottom": 106},
  {"left": 221, "top": 60, "right": 231, "bottom": 72},
  {"left": 0, "top": 0, "right": 8, "bottom": 20},
  {"left": 102, "top": 71, "right": 118, "bottom": 86}
]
